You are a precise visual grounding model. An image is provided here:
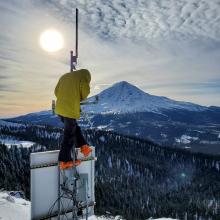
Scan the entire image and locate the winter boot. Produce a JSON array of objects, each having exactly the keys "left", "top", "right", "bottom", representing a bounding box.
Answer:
[
  {"left": 59, "top": 160, "right": 81, "bottom": 170},
  {"left": 80, "top": 144, "right": 92, "bottom": 157}
]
